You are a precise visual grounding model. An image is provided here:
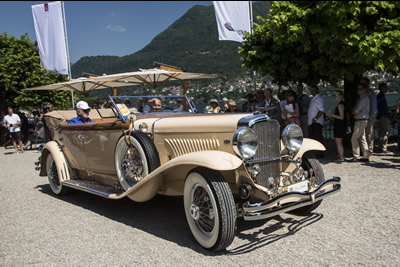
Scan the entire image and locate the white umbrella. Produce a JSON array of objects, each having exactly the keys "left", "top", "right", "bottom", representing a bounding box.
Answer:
[
  {"left": 22, "top": 77, "right": 133, "bottom": 95},
  {"left": 95, "top": 68, "right": 220, "bottom": 89}
]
